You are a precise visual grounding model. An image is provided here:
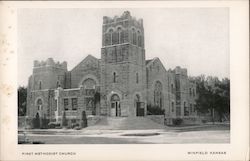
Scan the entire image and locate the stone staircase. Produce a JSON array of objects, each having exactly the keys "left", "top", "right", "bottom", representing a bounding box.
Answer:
[{"left": 85, "top": 117, "right": 167, "bottom": 130}]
